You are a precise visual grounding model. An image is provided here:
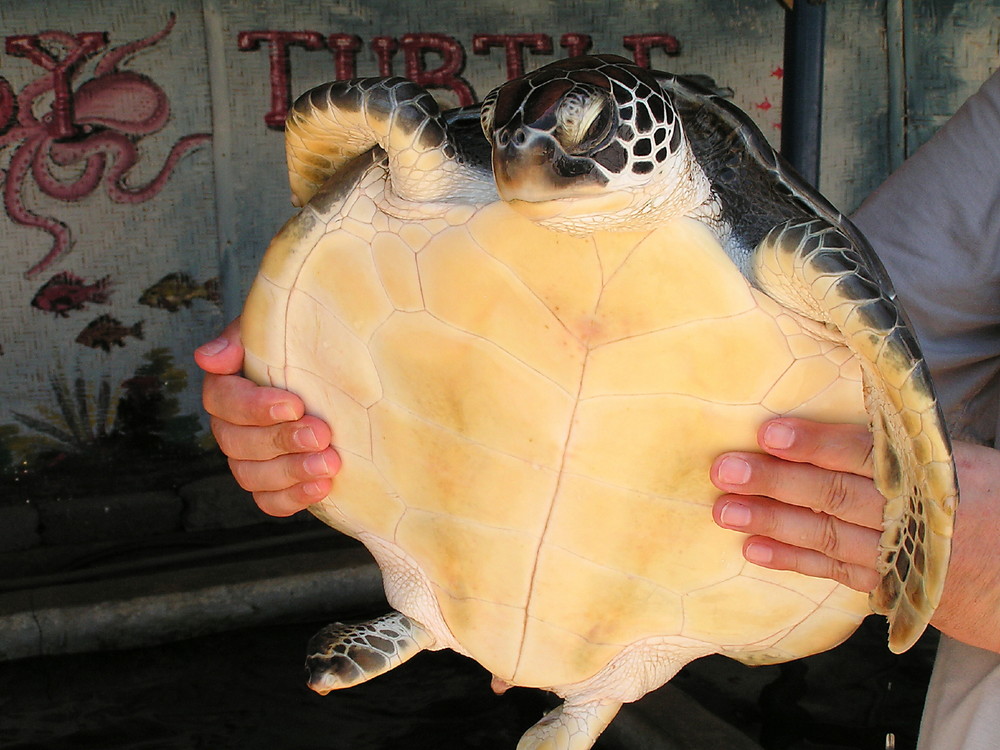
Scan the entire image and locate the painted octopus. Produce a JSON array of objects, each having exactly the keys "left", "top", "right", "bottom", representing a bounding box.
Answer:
[{"left": 0, "top": 15, "right": 211, "bottom": 277}]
